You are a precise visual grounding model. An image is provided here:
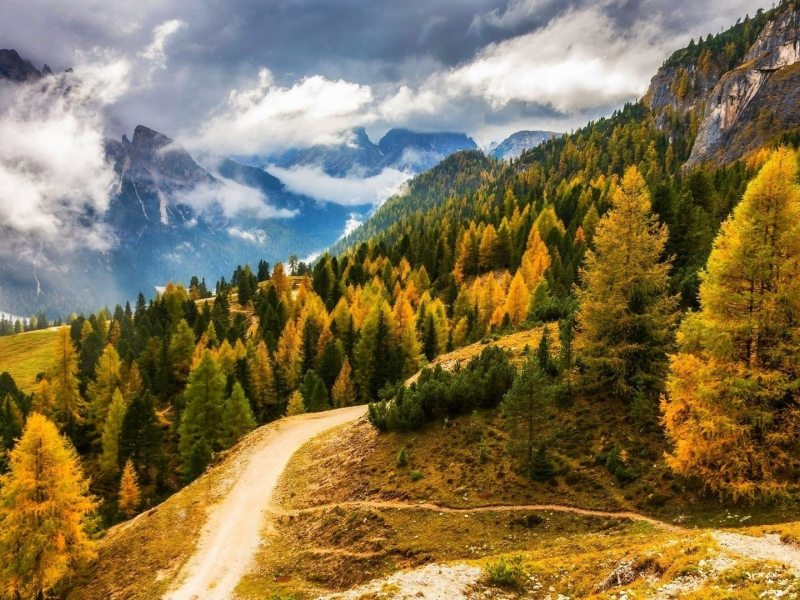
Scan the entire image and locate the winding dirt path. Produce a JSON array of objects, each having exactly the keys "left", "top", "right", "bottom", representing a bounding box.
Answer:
[
  {"left": 161, "top": 405, "right": 367, "bottom": 600},
  {"left": 272, "top": 500, "right": 685, "bottom": 532}
]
